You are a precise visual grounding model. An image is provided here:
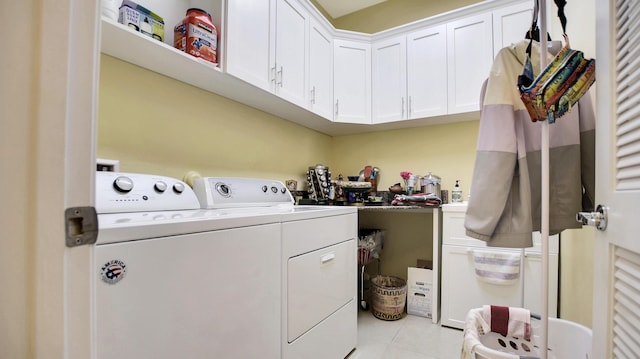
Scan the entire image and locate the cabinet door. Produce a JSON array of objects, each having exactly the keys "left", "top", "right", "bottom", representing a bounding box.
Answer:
[
  {"left": 523, "top": 252, "right": 559, "bottom": 317},
  {"left": 407, "top": 24, "right": 447, "bottom": 119},
  {"left": 492, "top": 1, "right": 534, "bottom": 58},
  {"left": 225, "top": 0, "right": 275, "bottom": 92},
  {"left": 333, "top": 39, "right": 371, "bottom": 124},
  {"left": 372, "top": 36, "right": 407, "bottom": 124},
  {"left": 440, "top": 245, "right": 522, "bottom": 329},
  {"left": 308, "top": 18, "right": 333, "bottom": 119},
  {"left": 446, "top": 12, "right": 493, "bottom": 114},
  {"left": 274, "top": 0, "right": 308, "bottom": 107}
]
